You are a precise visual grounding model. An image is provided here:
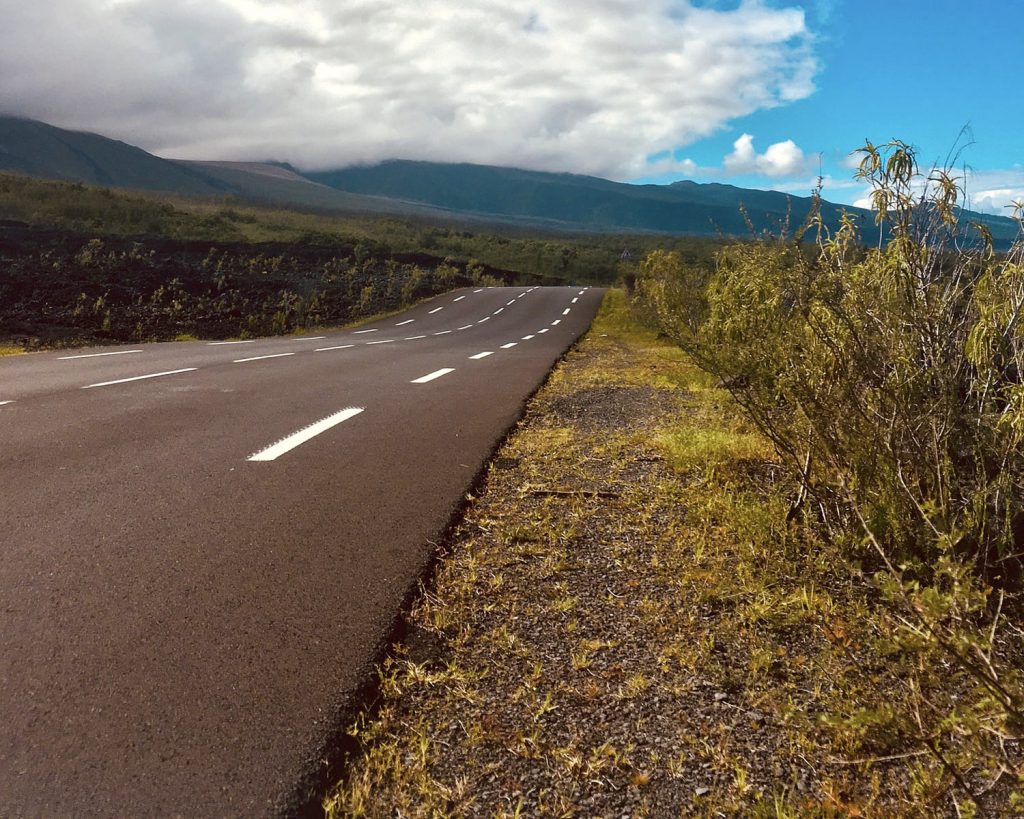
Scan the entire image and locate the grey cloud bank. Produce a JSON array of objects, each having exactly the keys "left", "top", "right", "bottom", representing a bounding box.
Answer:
[{"left": 0, "top": 0, "right": 817, "bottom": 179}]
